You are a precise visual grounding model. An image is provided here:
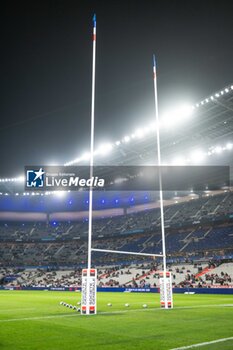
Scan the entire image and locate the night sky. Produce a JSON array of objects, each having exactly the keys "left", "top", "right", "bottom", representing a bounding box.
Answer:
[{"left": 1, "top": 0, "right": 233, "bottom": 177}]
